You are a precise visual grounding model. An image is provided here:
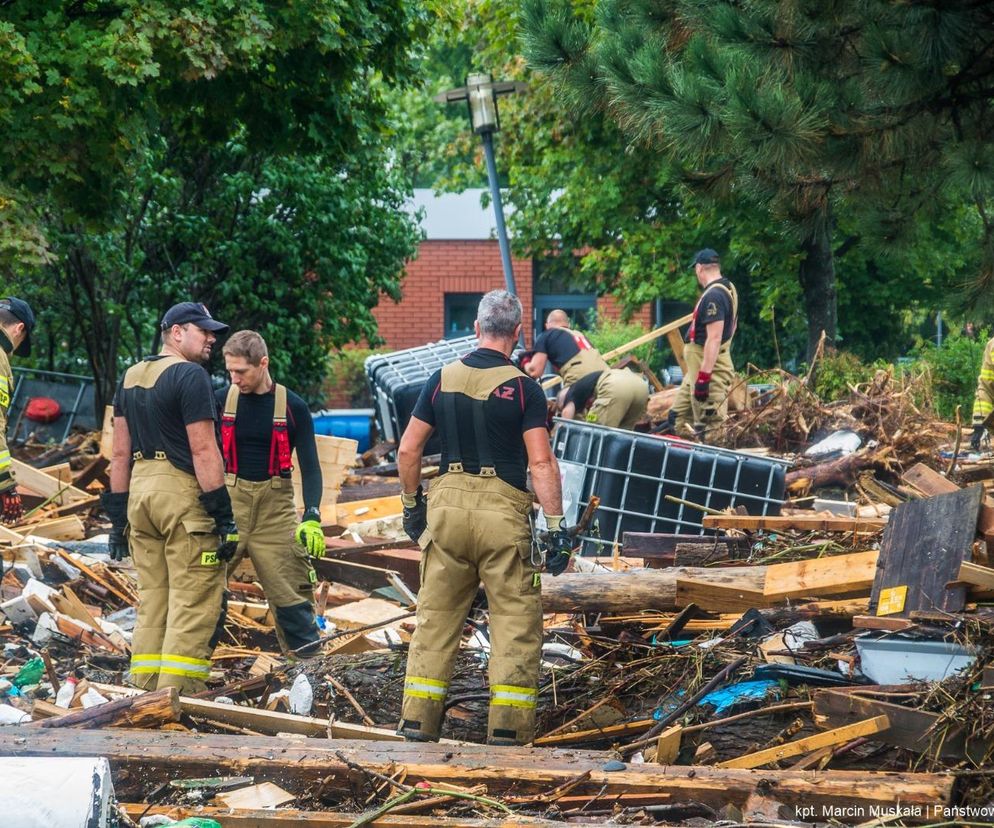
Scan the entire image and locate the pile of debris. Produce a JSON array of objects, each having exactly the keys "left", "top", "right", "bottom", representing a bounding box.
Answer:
[{"left": 3, "top": 358, "right": 994, "bottom": 826}]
